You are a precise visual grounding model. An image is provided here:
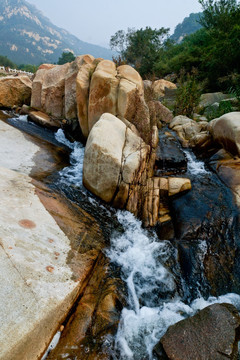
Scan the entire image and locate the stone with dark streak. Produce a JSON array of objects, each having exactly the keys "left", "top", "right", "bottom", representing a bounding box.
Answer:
[
  {"left": 155, "top": 129, "right": 187, "bottom": 176},
  {"left": 154, "top": 303, "right": 240, "bottom": 360}
]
